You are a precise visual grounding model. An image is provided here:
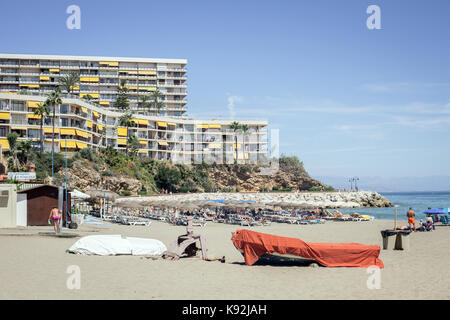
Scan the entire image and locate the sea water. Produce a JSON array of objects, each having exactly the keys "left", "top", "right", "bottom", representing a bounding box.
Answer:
[{"left": 338, "top": 191, "right": 450, "bottom": 221}]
